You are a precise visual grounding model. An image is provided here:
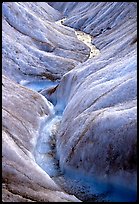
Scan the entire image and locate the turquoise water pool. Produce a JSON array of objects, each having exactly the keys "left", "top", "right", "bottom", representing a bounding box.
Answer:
[{"left": 22, "top": 79, "right": 59, "bottom": 92}]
